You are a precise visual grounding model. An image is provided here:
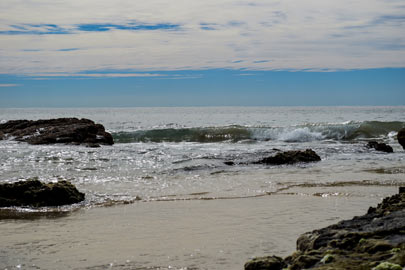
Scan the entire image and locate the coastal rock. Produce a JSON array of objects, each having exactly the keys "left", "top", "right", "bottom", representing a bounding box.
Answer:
[
  {"left": 245, "top": 256, "right": 285, "bottom": 270},
  {"left": 224, "top": 161, "right": 235, "bottom": 166},
  {"left": 245, "top": 188, "right": 405, "bottom": 270},
  {"left": 367, "top": 141, "right": 393, "bottom": 153},
  {"left": 253, "top": 149, "right": 321, "bottom": 165},
  {"left": 0, "top": 118, "right": 114, "bottom": 146},
  {"left": 398, "top": 128, "right": 405, "bottom": 149},
  {"left": 0, "top": 179, "right": 85, "bottom": 207}
]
